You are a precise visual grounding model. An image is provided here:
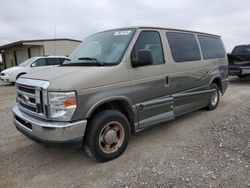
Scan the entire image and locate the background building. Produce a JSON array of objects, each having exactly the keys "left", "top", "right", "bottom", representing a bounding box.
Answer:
[{"left": 0, "top": 38, "right": 81, "bottom": 69}]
